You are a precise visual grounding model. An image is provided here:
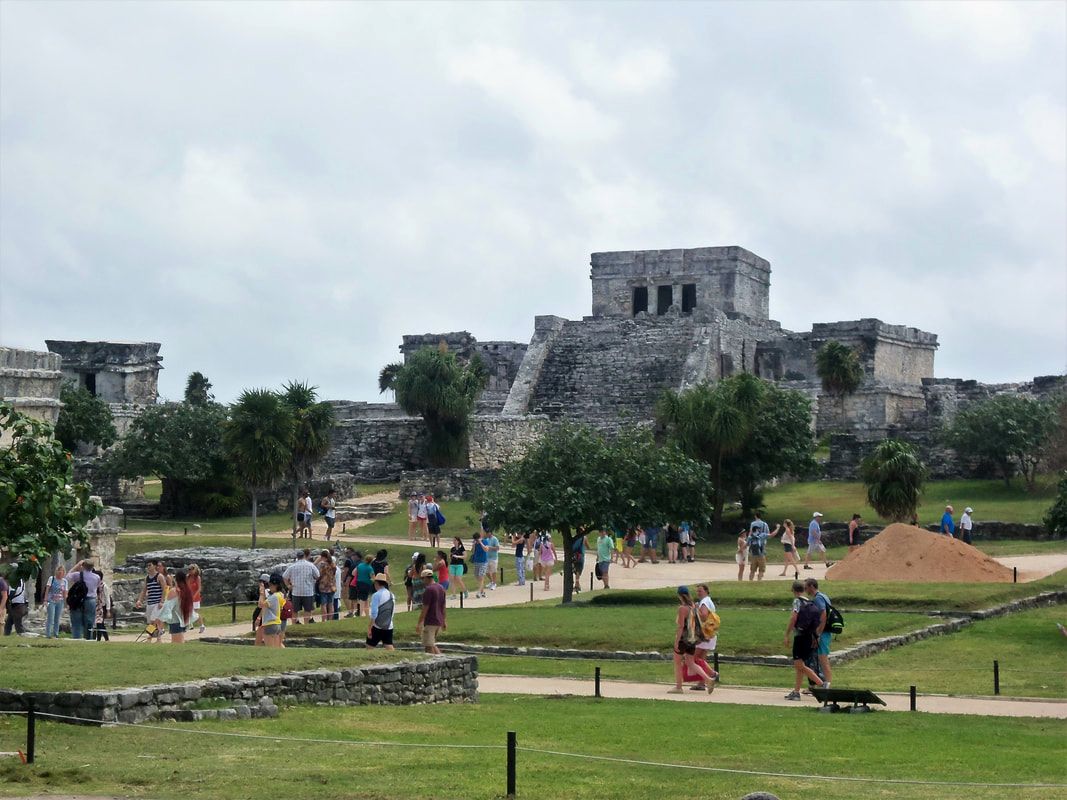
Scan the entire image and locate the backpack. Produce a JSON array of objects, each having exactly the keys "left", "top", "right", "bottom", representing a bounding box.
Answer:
[
  {"left": 280, "top": 597, "right": 294, "bottom": 621},
  {"left": 435, "top": 508, "right": 446, "bottom": 526},
  {"left": 747, "top": 531, "right": 766, "bottom": 557},
  {"left": 67, "top": 578, "right": 89, "bottom": 611},
  {"left": 700, "top": 606, "right": 721, "bottom": 639},
  {"left": 681, "top": 606, "right": 702, "bottom": 646},
  {"left": 821, "top": 593, "right": 844, "bottom": 635},
  {"left": 795, "top": 598, "right": 821, "bottom": 636}
]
